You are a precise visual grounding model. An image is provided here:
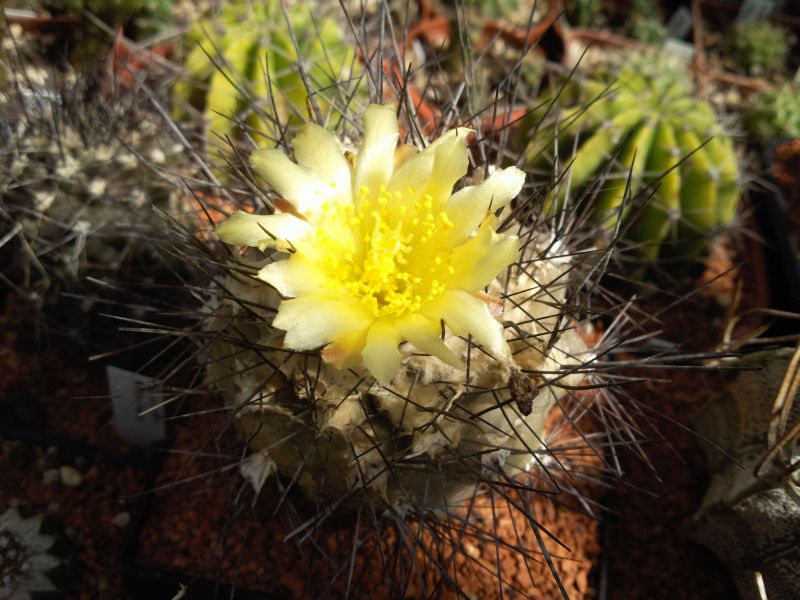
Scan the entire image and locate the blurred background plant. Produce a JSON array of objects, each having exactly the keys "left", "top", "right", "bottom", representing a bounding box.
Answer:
[
  {"left": 566, "top": 0, "right": 603, "bottom": 29},
  {"left": 626, "top": 0, "right": 666, "bottom": 46},
  {"left": 731, "top": 19, "right": 790, "bottom": 78},
  {"left": 746, "top": 80, "right": 800, "bottom": 143},
  {"left": 0, "top": 506, "right": 73, "bottom": 597},
  {"left": 0, "top": 24, "right": 185, "bottom": 339}
]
